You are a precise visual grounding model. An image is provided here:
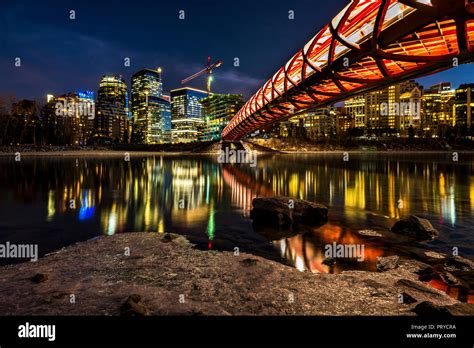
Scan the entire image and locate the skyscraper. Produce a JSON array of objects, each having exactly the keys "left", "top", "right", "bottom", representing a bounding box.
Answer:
[
  {"left": 95, "top": 75, "right": 128, "bottom": 143},
  {"left": 171, "top": 87, "right": 207, "bottom": 143},
  {"left": 422, "top": 83, "right": 455, "bottom": 132},
  {"left": 345, "top": 95, "right": 366, "bottom": 128},
  {"left": 131, "top": 68, "right": 171, "bottom": 144},
  {"left": 200, "top": 94, "right": 244, "bottom": 141},
  {"left": 455, "top": 84, "right": 474, "bottom": 128},
  {"left": 366, "top": 85, "right": 399, "bottom": 131}
]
